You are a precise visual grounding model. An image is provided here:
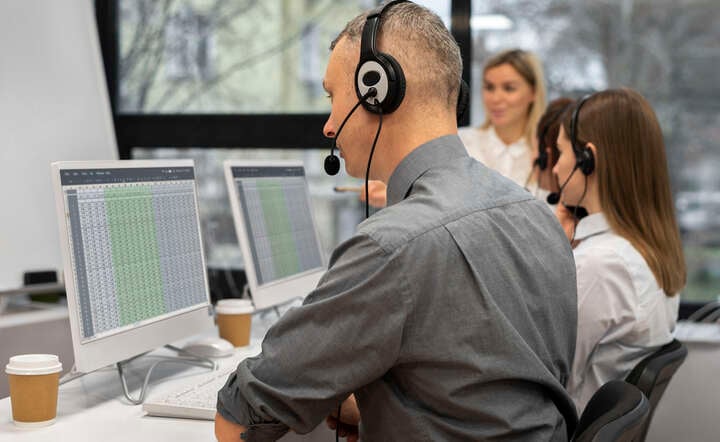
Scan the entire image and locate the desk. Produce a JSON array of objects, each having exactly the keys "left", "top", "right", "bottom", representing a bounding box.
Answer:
[{"left": 0, "top": 345, "right": 333, "bottom": 441}]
